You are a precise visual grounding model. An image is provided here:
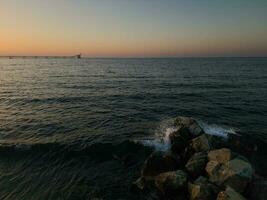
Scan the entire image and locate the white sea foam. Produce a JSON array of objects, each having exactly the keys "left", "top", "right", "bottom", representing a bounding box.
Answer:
[
  {"left": 138, "top": 118, "right": 238, "bottom": 152},
  {"left": 138, "top": 119, "right": 177, "bottom": 152},
  {"left": 198, "top": 120, "right": 238, "bottom": 138},
  {"left": 140, "top": 127, "right": 177, "bottom": 152}
]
